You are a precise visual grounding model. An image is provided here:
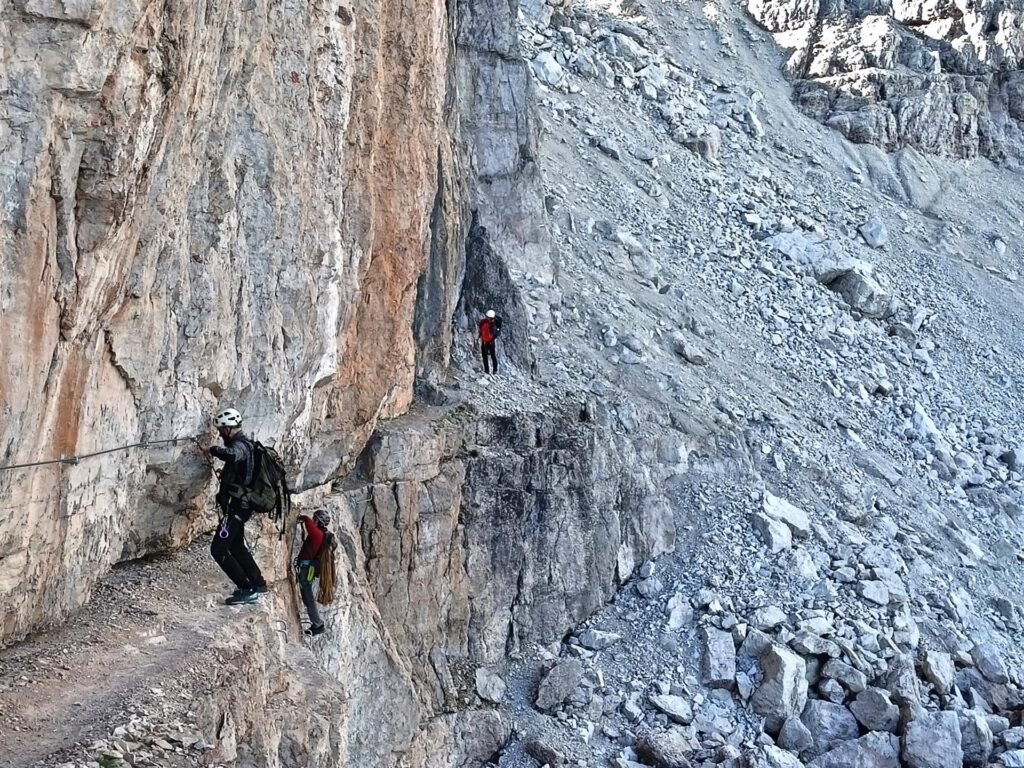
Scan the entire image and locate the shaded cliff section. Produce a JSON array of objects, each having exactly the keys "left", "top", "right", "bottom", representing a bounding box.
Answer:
[
  {"left": 414, "top": 0, "right": 548, "bottom": 385},
  {"left": 346, "top": 403, "right": 680, "bottom": 680}
]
